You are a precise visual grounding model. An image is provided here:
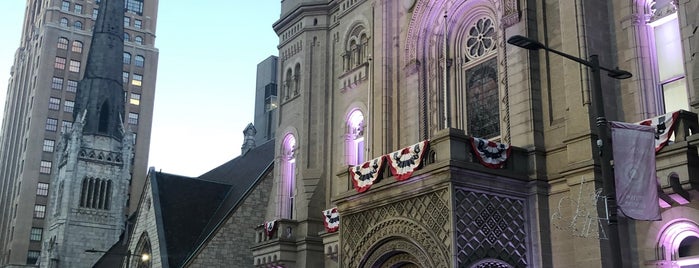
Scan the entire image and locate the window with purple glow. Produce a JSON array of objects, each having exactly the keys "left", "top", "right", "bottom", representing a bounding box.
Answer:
[
  {"left": 657, "top": 220, "right": 699, "bottom": 266},
  {"left": 646, "top": 1, "right": 688, "bottom": 113},
  {"left": 281, "top": 134, "right": 296, "bottom": 219},
  {"left": 346, "top": 109, "right": 365, "bottom": 165}
]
